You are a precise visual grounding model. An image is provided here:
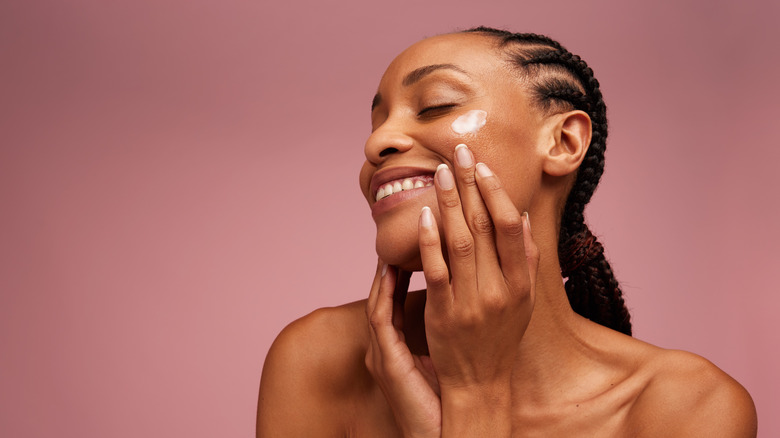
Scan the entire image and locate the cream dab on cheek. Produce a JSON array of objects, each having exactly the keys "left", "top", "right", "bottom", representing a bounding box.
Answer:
[{"left": 450, "top": 109, "right": 487, "bottom": 135}]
